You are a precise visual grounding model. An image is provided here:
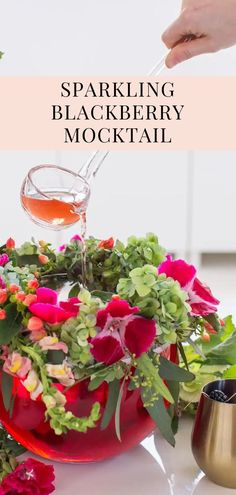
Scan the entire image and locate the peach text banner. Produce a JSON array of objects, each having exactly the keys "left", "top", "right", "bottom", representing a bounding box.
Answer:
[{"left": 0, "top": 76, "right": 235, "bottom": 150}]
